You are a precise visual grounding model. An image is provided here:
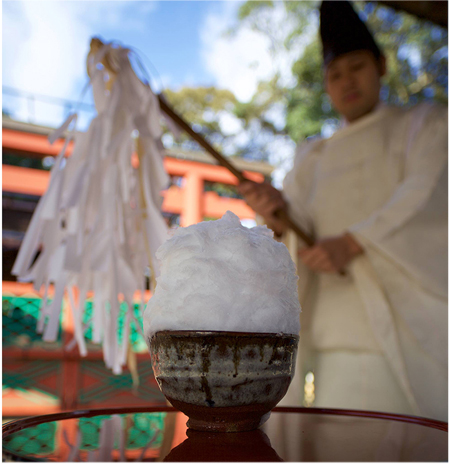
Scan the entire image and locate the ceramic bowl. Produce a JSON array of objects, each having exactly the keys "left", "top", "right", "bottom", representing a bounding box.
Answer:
[{"left": 149, "top": 330, "right": 299, "bottom": 432}]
